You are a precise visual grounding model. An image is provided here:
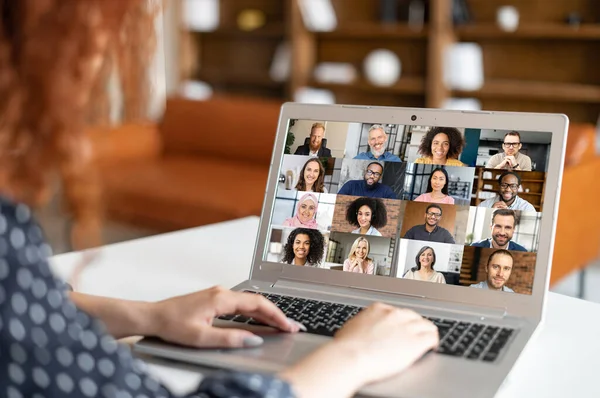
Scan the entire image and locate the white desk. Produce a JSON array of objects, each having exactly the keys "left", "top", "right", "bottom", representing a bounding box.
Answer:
[{"left": 50, "top": 216, "right": 600, "bottom": 397}]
